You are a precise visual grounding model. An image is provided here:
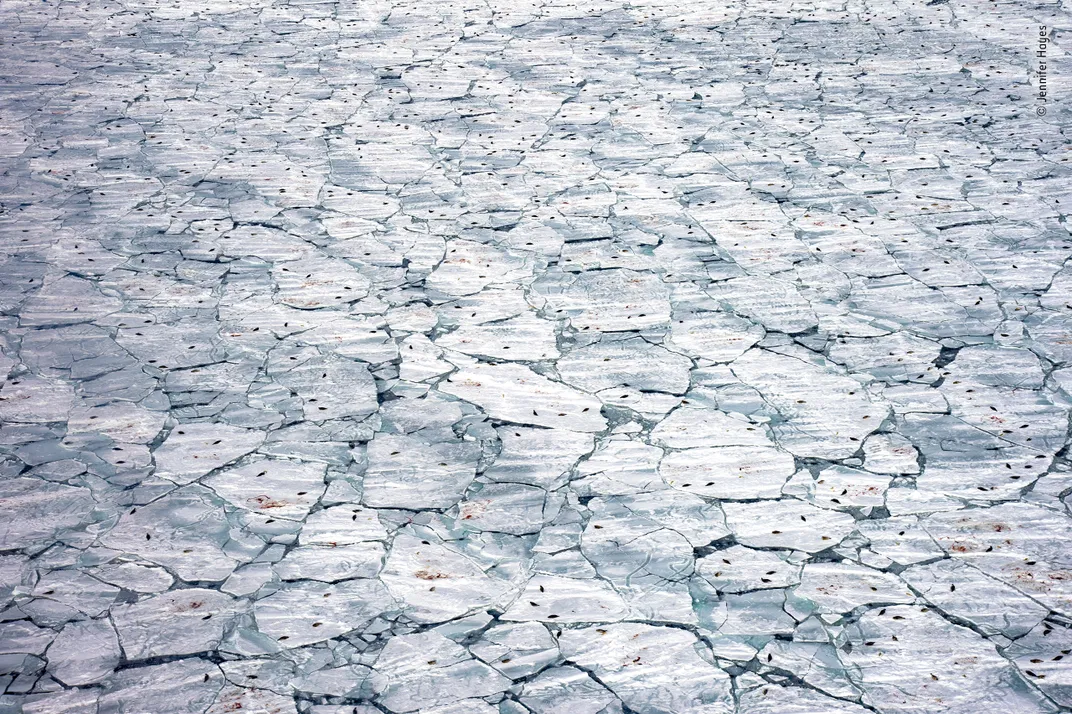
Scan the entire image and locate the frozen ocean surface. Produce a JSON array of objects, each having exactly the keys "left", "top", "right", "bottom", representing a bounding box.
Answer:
[{"left": 0, "top": 0, "right": 1070, "bottom": 712}]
